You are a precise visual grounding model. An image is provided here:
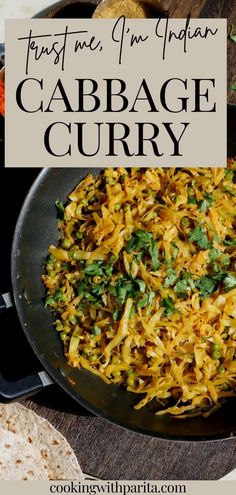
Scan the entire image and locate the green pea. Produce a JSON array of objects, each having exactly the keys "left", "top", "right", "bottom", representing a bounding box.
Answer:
[
  {"left": 127, "top": 375, "right": 135, "bottom": 387},
  {"left": 61, "top": 238, "right": 71, "bottom": 249},
  {"left": 88, "top": 354, "right": 97, "bottom": 362},
  {"left": 212, "top": 350, "right": 221, "bottom": 360},
  {"left": 124, "top": 205, "right": 130, "bottom": 212},
  {"left": 76, "top": 232, "right": 83, "bottom": 239}
]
